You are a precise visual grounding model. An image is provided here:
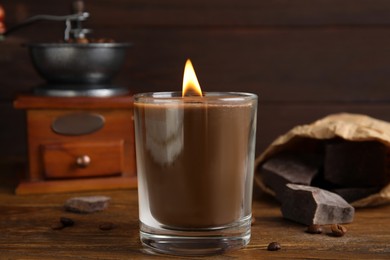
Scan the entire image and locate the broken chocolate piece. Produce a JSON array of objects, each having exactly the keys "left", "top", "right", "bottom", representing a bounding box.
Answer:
[
  {"left": 260, "top": 152, "right": 322, "bottom": 201},
  {"left": 324, "top": 140, "right": 388, "bottom": 187},
  {"left": 281, "top": 184, "right": 354, "bottom": 225},
  {"left": 64, "top": 196, "right": 111, "bottom": 213}
]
